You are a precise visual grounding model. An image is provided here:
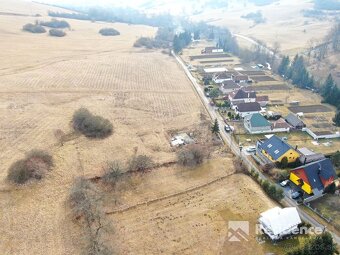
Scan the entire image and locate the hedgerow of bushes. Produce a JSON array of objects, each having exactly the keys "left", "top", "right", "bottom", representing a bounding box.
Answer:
[
  {"left": 7, "top": 150, "right": 53, "bottom": 184},
  {"left": 22, "top": 23, "right": 46, "bottom": 33},
  {"left": 250, "top": 169, "right": 284, "bottom": 202},
  {"left": 72, "top": 108, "right": 113, "bottom": 138},
  {"left": 40, "top": 19, "right": 70, "bottom": 28}
]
